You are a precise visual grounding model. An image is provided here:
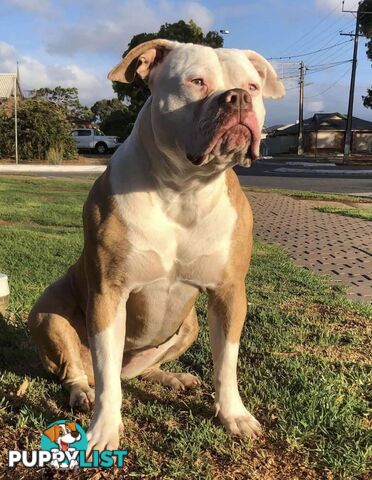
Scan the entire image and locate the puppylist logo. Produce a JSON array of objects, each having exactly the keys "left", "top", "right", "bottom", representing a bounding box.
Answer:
[{"left": 8, "top": 420, "right": 127, "bottom": 469}]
